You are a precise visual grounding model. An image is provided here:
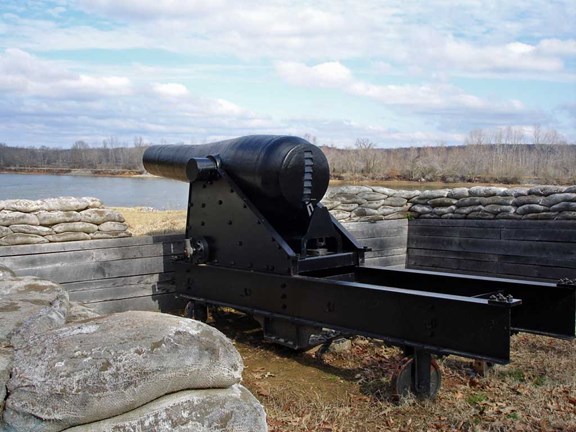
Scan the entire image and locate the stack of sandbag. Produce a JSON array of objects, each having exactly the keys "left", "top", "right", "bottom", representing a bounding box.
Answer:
[
  {"left": 322, "top": 185, "right": 576, "bottom": 222},
  {"left": 0, "top": 270, "right": 267, "bottom": 432},
  {"left": 0, "top": 197, "right": 131, "bottom": 246}
]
